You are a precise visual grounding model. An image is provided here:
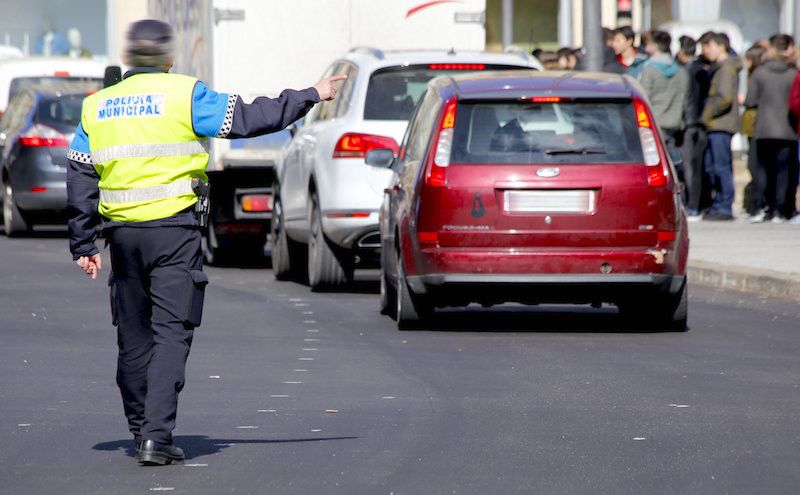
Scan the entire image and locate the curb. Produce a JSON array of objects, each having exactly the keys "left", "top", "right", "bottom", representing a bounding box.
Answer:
[{"left": 688, "top": 261, "right": 800, "bottom": 301}]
